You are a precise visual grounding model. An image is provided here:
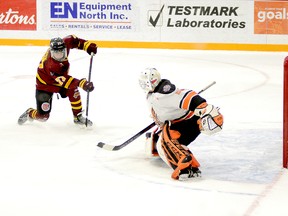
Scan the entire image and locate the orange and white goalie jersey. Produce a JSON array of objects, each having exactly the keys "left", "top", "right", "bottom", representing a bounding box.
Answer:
[{"left": 146, "top": 79, "right": 206, "bottom": 125}]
